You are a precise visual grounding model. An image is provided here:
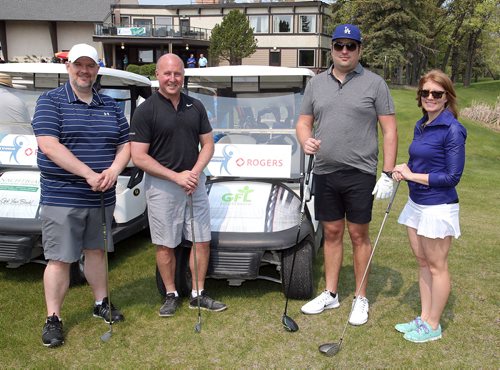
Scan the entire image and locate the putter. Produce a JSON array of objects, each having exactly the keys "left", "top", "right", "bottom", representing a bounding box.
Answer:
[
  {"left": 189, "top": 194, "right": 202, "bottom": 333},
  {"left": 282, "top": 155, "right": 314, "bottom": 332},
  {"left": 318, "top": 181, "right": 400, "bottom": 356},
  {"left": 100, "top": 193, "right": 113, "bottom": 342}
]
